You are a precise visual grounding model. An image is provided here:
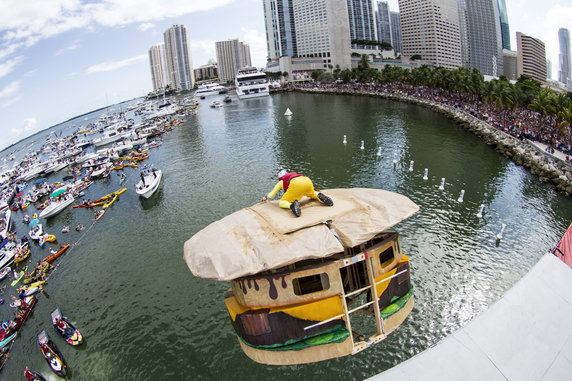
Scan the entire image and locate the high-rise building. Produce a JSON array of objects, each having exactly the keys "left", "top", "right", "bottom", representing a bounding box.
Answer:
[
  {"left": 194, "top": 62, "right": 219, "bottom": 82},
  {"left": 546, "top": 58, "right": 552, "bottom": 80},
  {"left": 516, "top": 32, "right": 546, "bottom": 83},
  {"left": 292, "top": 0, "right": 351, "bottom": 69},
  {"left": 502, "top": 49, "right": 517, "bottom": 80},
  {"left": 216, "top": 39, "right": 252, "bottom": 83},
  {"left": 263, "top": 0, "right": 297, "bottom": 58},
  {"left": 148, "top": 43, "right": 169, "bottom": 91},
  {"left": 558, "top": 28, "right": 570, "bottom": 85},
  {"left": 497, "top": 0, "right": 510, "bottom": 50},
  {"left": 458, "top": 0, "right": 469, "bottom": 67},
  {"left": 463, "top": 0, "right": 503, "bottom": 76},
  {"left": 390, "top": 11, "right": 402, "bottom": 55},
  {"left": 398, "top": 0, "right": 462, "bottom": 69},
  {"left": 377, "top": 1, "right": 392, "bottom": 45},
  {"left": 163, "top": 24, "right": 194, "bottom": 91},
  {"left": 347, "top": 0, "right": 377, "bottom": 49}
]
